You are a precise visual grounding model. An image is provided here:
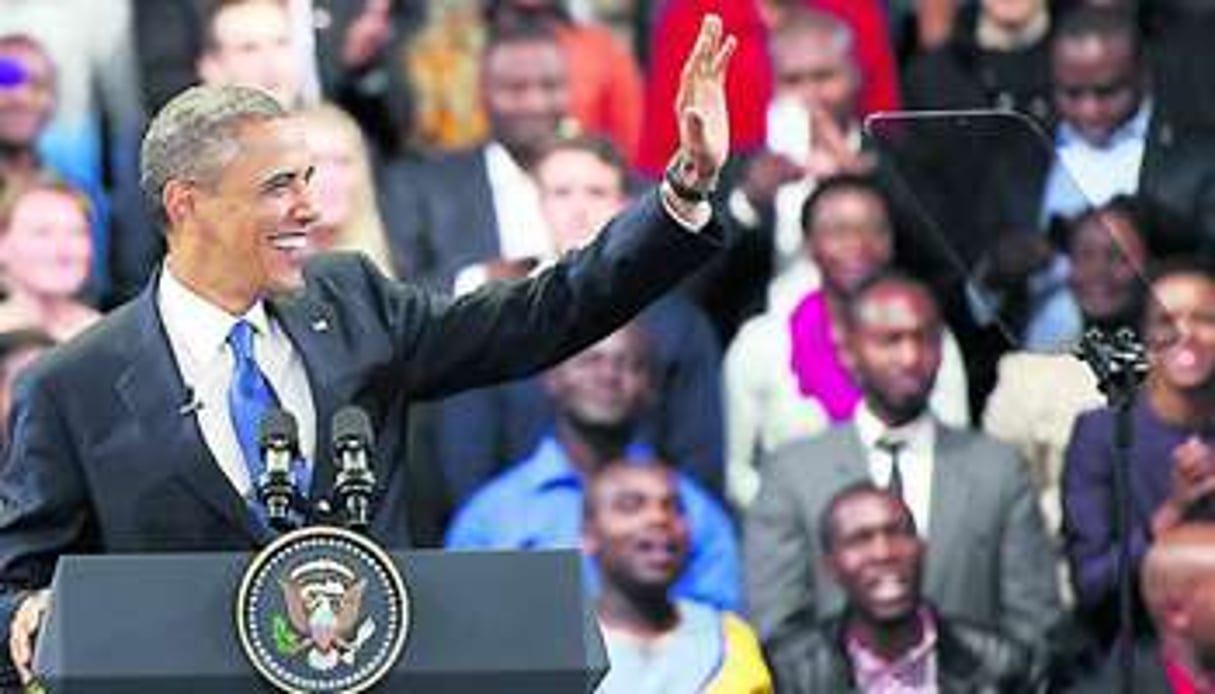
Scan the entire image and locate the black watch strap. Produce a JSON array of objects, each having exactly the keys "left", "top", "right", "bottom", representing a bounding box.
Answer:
[{"left": 664, "top": 152, "right": 716, "bottom": 202}]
